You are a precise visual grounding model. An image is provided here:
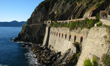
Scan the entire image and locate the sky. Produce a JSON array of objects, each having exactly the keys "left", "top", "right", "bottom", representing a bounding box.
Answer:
[{"left": 0, "top": 0, "right": 44, "bottom": 22}]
